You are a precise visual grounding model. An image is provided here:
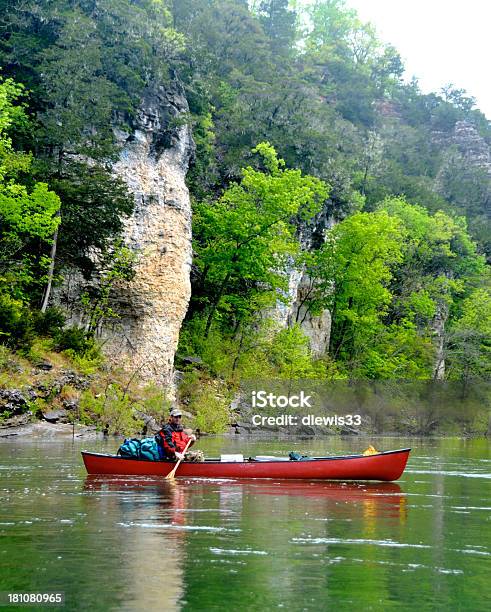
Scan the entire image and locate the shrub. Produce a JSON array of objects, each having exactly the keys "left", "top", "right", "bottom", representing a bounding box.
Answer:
[
  {"left": 0, "top": 294, "right": 34, "bottom": 349},
  {"left": 189, "top": 380, "right": 232, "bottom": 434},
  {"left": 65, "top": 345, "right": 104, "bottom": 376},
  {"left": 0, "top": 345, "right": 13, "bottom": 370},
  {"left": 55, "top": 326, "right": 93, "bottom": 354},
  {"left": 28, "top": 397, "right": 47, "bottom": 419},
  {"left": 135, "top": 384, "right": 171, "bottom": 424},
  {"left": 179, "top": 317, "right": 330, "bottom": 383},
  {"left": 178, "top": 317, "right": 230, "bottom": 376},
  {"left": 32, "top": 307, "right": 65, "bottom": 337},
  {"left": 24, "top": 342, "right": 51, "bottom": 365},
  {"left": 79, "top": 384, "right": 144, "bottom": 435}
]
